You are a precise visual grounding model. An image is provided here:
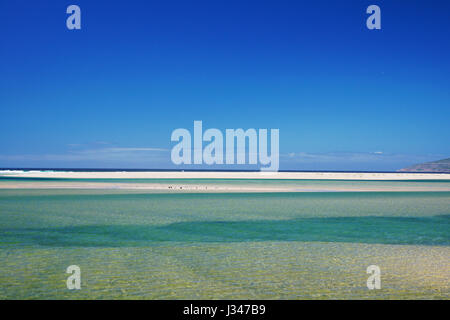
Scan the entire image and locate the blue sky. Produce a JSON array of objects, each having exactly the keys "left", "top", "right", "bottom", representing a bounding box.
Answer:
[{"left": 1, "top": 0, "right": 449, "bottom": 171}]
